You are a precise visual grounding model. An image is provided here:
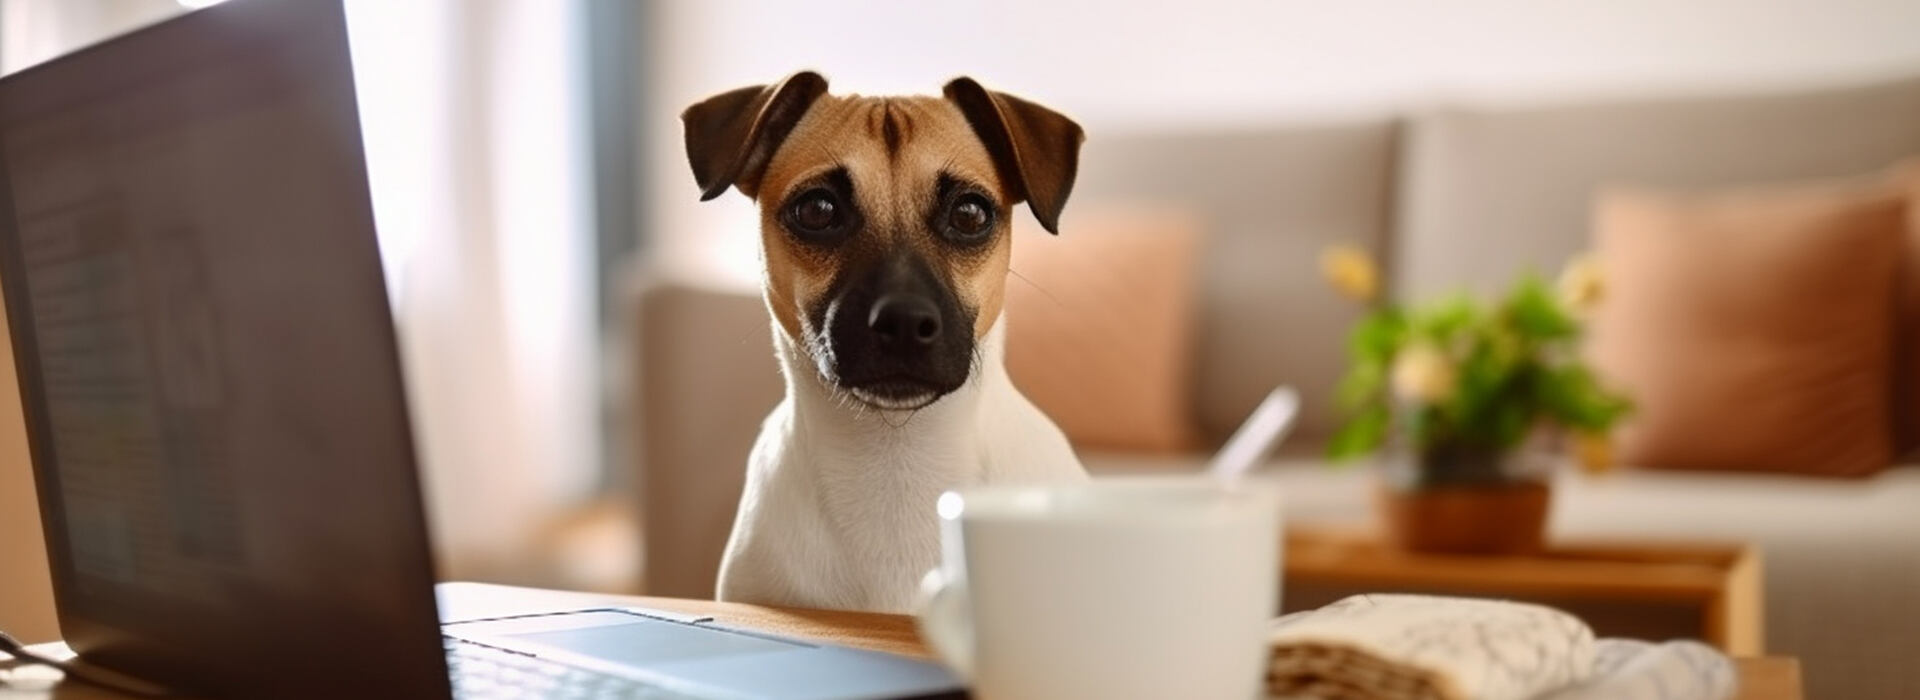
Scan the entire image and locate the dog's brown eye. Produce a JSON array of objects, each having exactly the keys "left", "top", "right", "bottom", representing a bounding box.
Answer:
[
  {"left": 947, "top": 195, "right": 994, "bottom": 241},
  {"left": 788, "top": 191, "right": 840, "bottom": 235}
]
